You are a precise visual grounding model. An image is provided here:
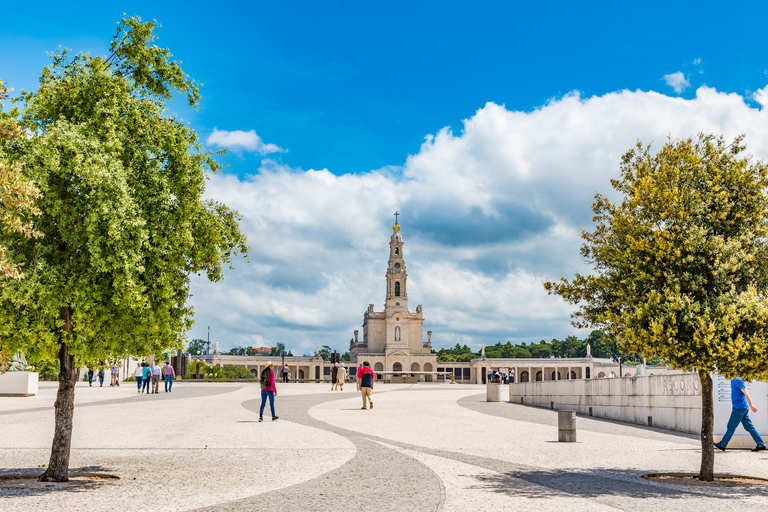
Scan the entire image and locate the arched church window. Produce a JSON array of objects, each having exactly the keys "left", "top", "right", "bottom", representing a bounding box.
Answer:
[
  {"left": 395, "top": 326, "right": 400, "bottom": 341},
  {"left": 395, "top": 248, "right": 399, "bottom": 255},
  {"left": 395, "top": 282, "right": 400, "bottom": 296}
]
